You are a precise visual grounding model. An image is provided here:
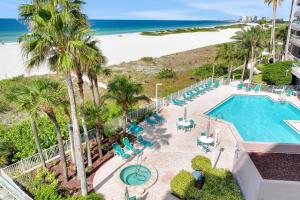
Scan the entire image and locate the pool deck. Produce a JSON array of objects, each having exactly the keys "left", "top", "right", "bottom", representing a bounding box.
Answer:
[{"left": 93, "top": 83, "right": 300, "bottom": 200}]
